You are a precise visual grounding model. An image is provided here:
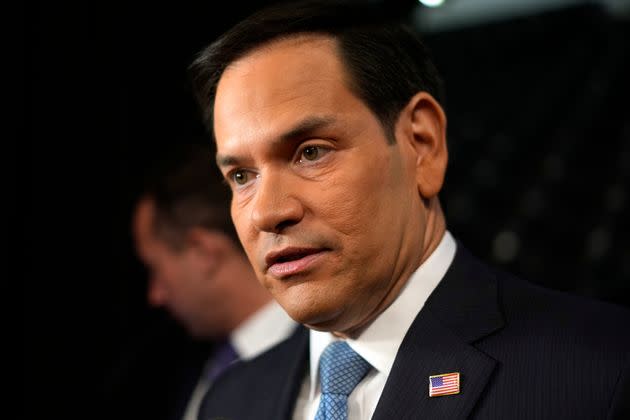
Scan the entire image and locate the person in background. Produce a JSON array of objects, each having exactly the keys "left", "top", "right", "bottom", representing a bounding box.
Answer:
[
  {"left": 104, "top": 142, "right": 296, "bottom": 420},
  {"left": 187, "top": 1, "right": 630, "bottom": 419}
]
